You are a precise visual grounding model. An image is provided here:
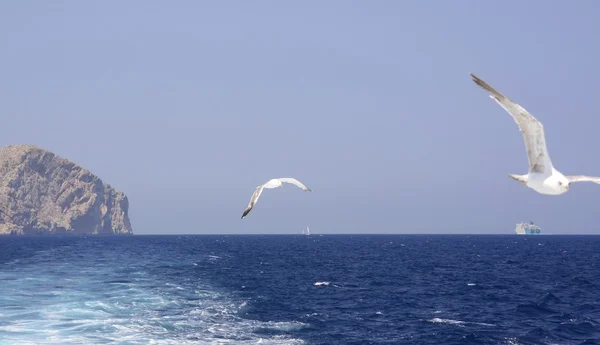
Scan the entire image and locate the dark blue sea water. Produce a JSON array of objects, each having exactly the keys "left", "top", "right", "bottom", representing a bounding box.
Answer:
[{"left": 1, "top": 235, "right": 600, "bottom": 345}]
